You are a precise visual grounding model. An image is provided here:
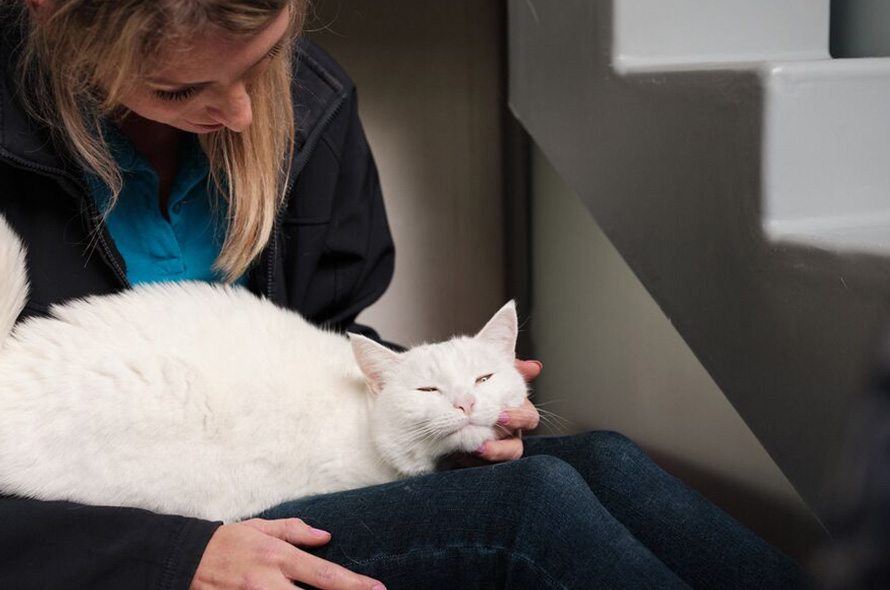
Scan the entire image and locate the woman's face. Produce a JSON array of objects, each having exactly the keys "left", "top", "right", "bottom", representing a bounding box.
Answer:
[{"left": 117, "top": 8, "right": 290, "bottom": 135}]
